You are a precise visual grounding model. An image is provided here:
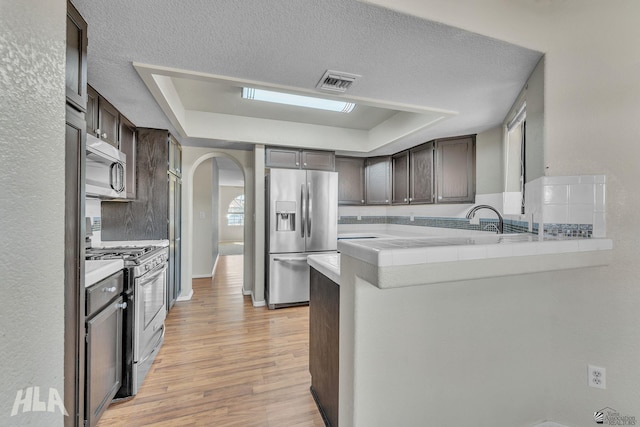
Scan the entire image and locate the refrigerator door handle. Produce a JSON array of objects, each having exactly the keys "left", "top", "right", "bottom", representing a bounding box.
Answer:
[
  {"left": 273, "top": 256, "right": 308, "bottom": 262},
  {"left": 307, "top": 182, "right": 312, "bottom": 238},
  {"left": 300, "top": 183, "right": 306, "bottom": 238}
]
